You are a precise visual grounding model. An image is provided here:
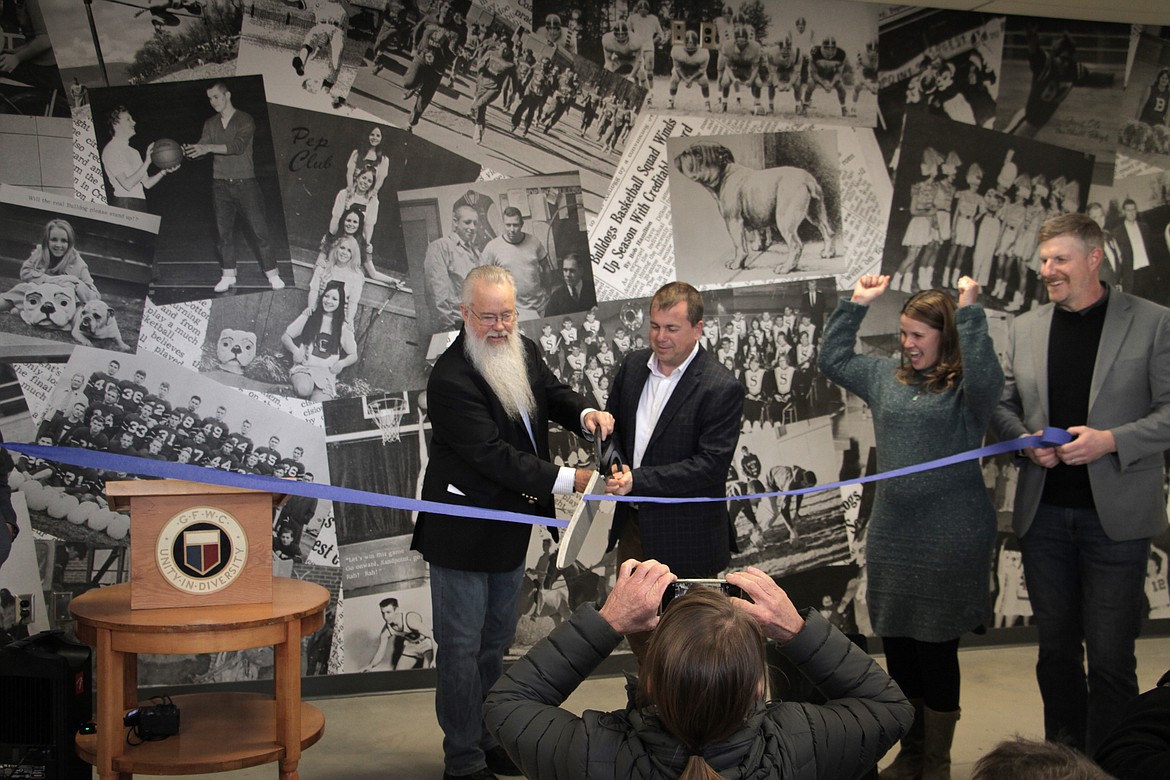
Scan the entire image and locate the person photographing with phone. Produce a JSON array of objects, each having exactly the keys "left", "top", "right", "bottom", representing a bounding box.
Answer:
[{"left": 484, "top": 559, "right": 912, "bottom": 779}]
